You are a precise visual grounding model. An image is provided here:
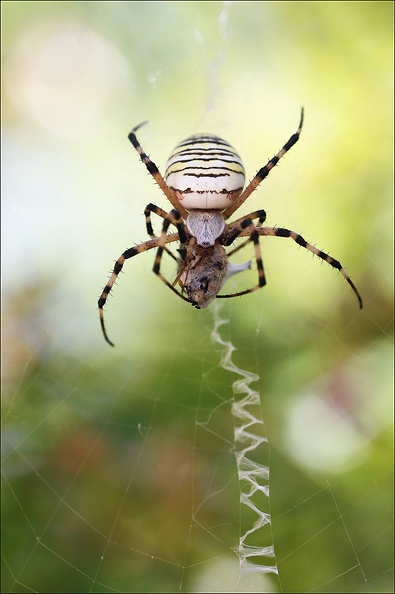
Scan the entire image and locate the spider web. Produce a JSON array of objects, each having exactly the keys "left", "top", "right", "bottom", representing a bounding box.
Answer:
[{"left": 2, "top": 2, "right": 393, "bottom": 593}]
